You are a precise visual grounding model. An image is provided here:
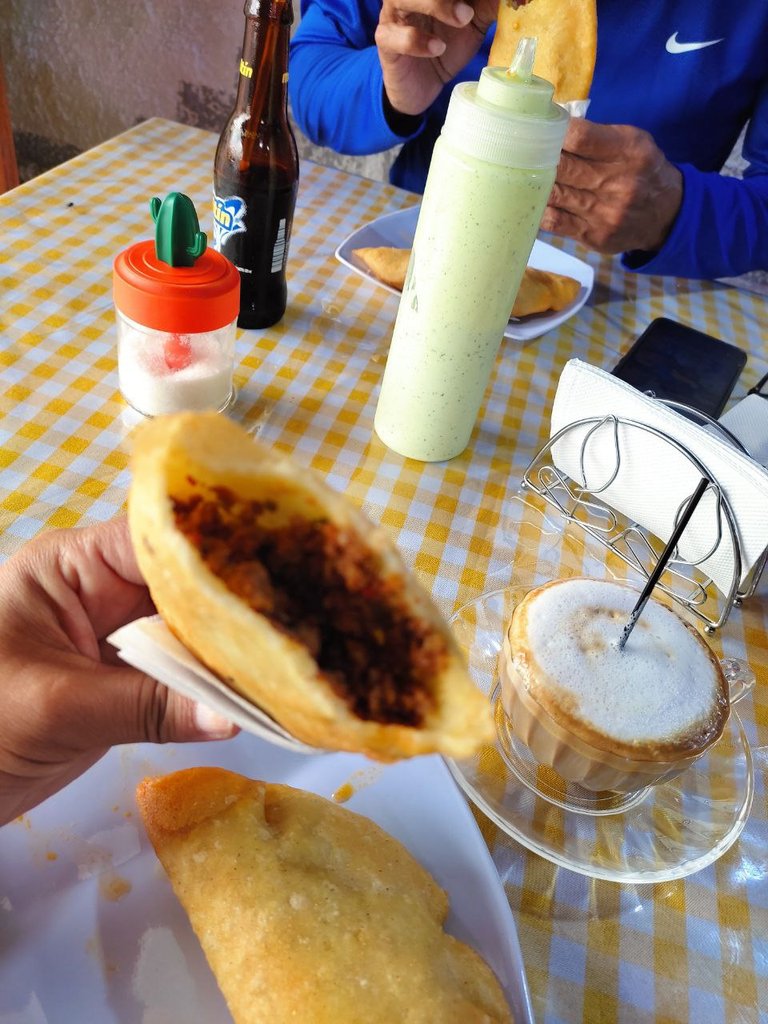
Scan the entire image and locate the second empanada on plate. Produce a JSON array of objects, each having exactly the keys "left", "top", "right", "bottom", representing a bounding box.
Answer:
[
  {"left": 352, "top": 246, "right": 580, "bottom": 318},
  {"left": 137, "top": 767, "right": 514, "bottom": 1024}
]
